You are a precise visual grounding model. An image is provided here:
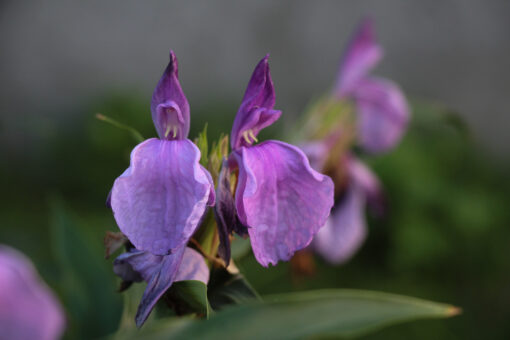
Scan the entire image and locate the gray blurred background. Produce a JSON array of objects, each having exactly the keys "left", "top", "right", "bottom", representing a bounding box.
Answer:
[{"left": 1, "top": 0, "right": 509, "bottom": 156}]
